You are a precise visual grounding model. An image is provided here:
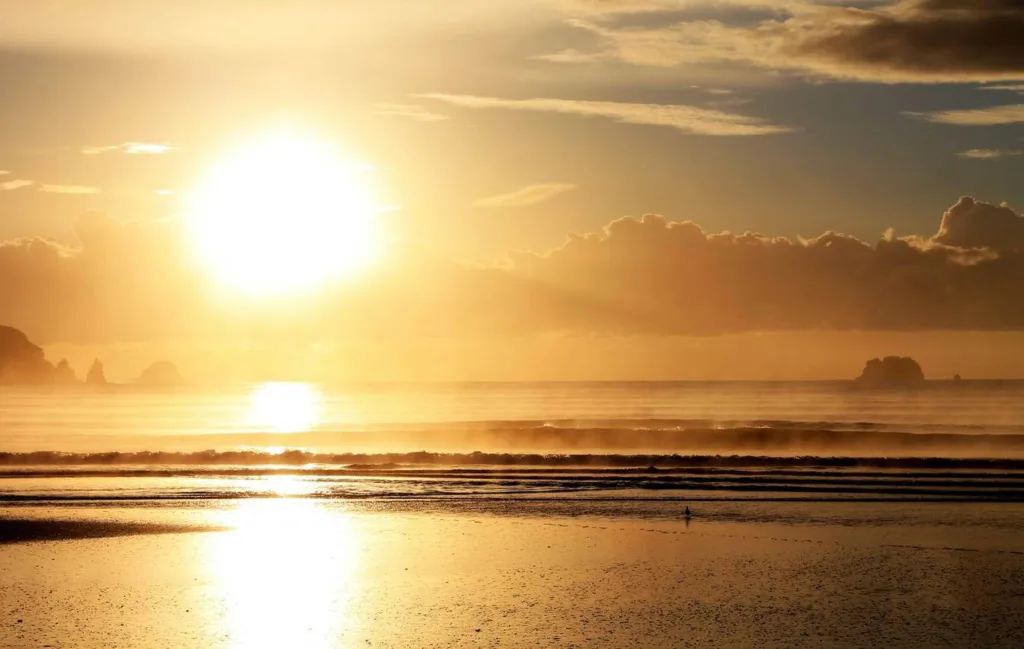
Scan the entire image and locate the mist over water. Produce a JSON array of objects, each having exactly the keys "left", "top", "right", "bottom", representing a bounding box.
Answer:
[
  {"left": 2, "top": 381, "right": 1024, "bottom": 503},
  {"left": 2, "top": 380, "right": 1024, "bottom": 454}
]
